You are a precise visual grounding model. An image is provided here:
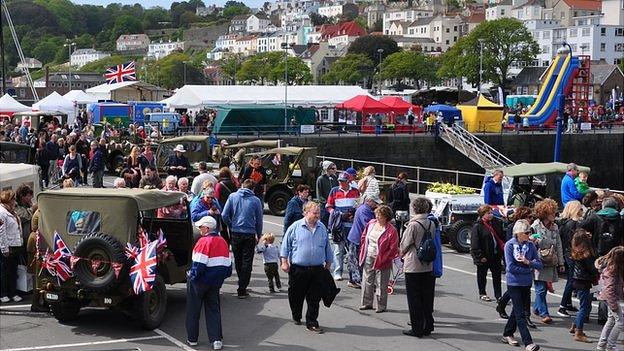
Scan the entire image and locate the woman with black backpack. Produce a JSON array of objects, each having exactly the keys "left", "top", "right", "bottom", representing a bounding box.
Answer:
[{"left": 400, "top": 196, "right": 437, "bottom": 338}]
